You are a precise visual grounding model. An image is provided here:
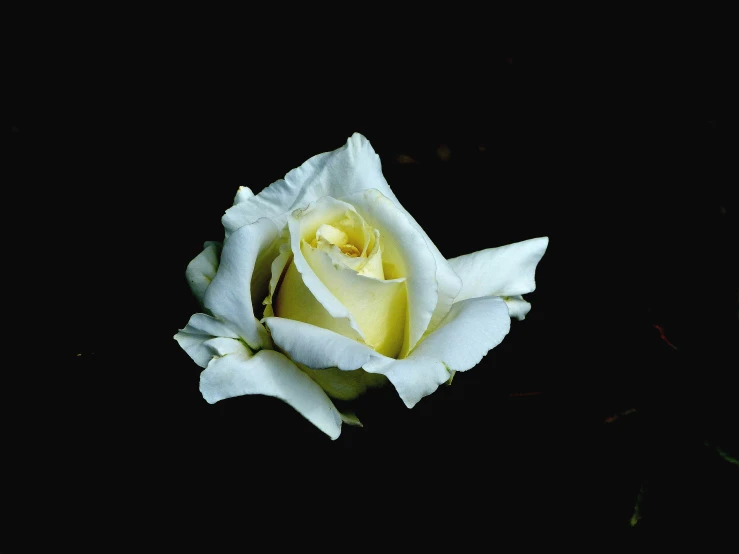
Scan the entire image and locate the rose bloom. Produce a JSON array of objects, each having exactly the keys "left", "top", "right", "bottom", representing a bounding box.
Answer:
[{"left": 175, "top": 134, "right": 548, "bottom": 438}]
